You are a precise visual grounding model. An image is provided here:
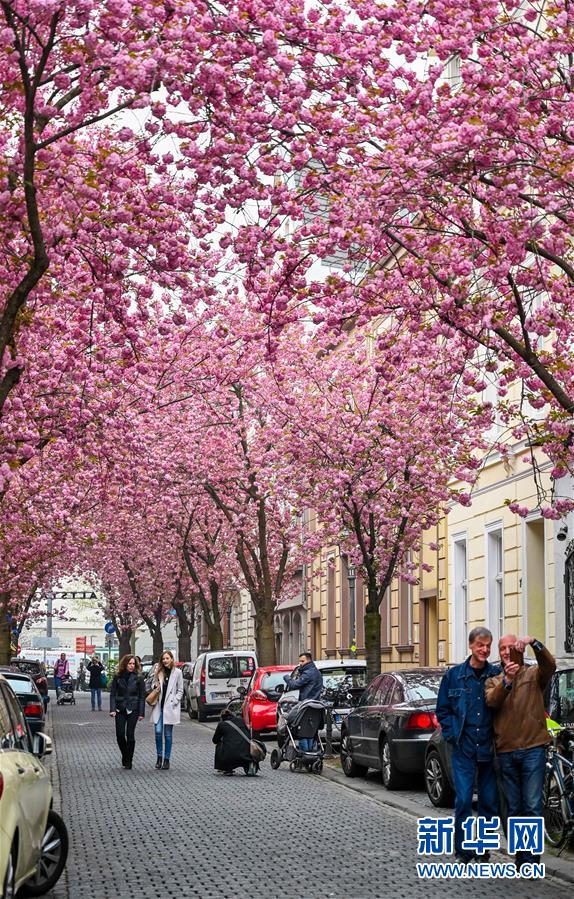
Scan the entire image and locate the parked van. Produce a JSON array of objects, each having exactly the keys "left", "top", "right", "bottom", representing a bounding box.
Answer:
[{"left": 187, "top": 650, "right": 257, "bottom": 721}]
